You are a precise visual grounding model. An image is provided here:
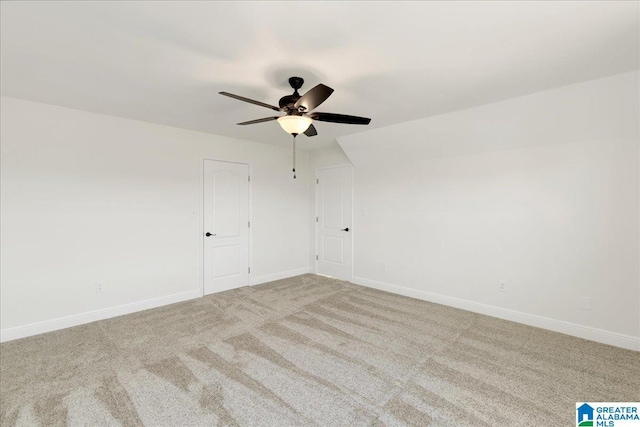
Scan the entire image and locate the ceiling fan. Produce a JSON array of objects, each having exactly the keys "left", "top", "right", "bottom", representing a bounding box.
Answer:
[
  {"left": 219, "top": 77, "right": 371, "bottom": 178},
  {"left": 220, "top": 76, "right": 371, "bottom": 137}
]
